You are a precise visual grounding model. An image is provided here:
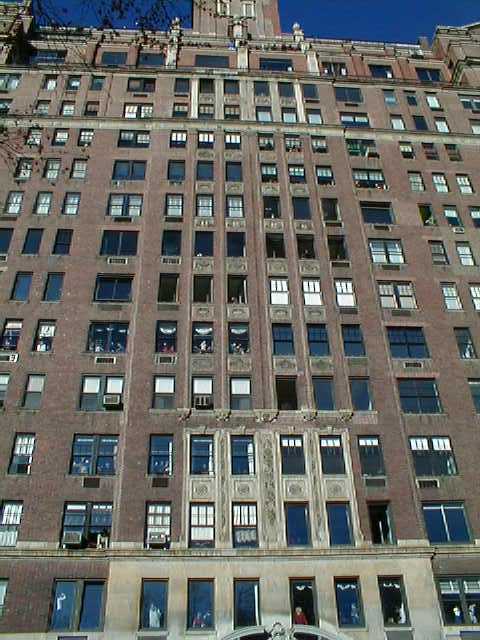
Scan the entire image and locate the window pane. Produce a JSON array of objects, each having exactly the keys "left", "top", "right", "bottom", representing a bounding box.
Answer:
[
  {"left": 188, "top": 580, "right": 214, "bottom": 629},
  {"left": 141, "top": 581, "right": 167, "bottom": 629},
  {"left": 234, "top": 580, "right": 260, "bottom": 628},
  {"left": 79, "top": 582, "right": 104, "bottom": 630},
  {"left": 50, "top": 582, "right": 77, "bottom": 630},
  {"left": 285, "top": 503, "right": 310, "bottom": 546},
  {"left": 327, "top": 503, "right": 352, "bottom": 545}
]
